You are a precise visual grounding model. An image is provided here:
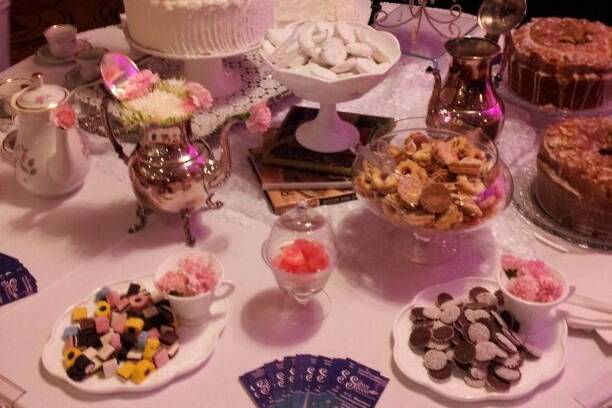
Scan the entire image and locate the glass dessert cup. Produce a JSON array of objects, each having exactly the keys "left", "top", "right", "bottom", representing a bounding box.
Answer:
[
  {"left": 353, "top": 127, "right": 513, "bottom": 264},
  {"left": 261, "top": 203, "right": 339, "bottom": 325}
]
